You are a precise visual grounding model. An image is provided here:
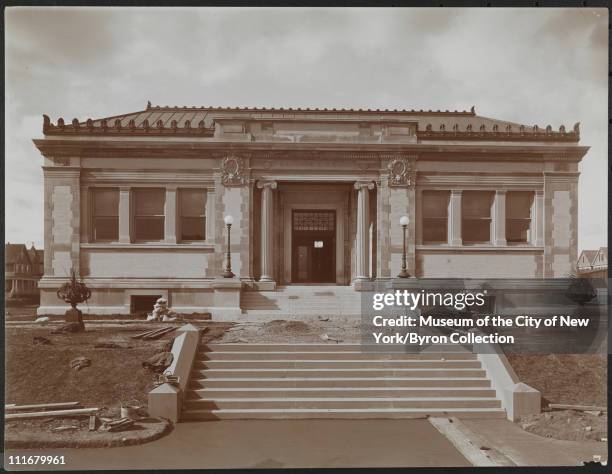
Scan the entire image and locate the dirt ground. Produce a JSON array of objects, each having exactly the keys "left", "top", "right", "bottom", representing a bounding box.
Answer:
[
  {"left": 5, "top": 322, "right": 230, "bottom": 408},
  {"left": 4, "top": 319, "right": 230, "bottom": 448},
  {"left": 518, "top": 410, "right": 607, "bottom": 443},
  {"left": 506, "top": 354, "right": 607, "bottom": 407},
  {"left": 218, "top": 316, "right": 363, "bottom": 343}
]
